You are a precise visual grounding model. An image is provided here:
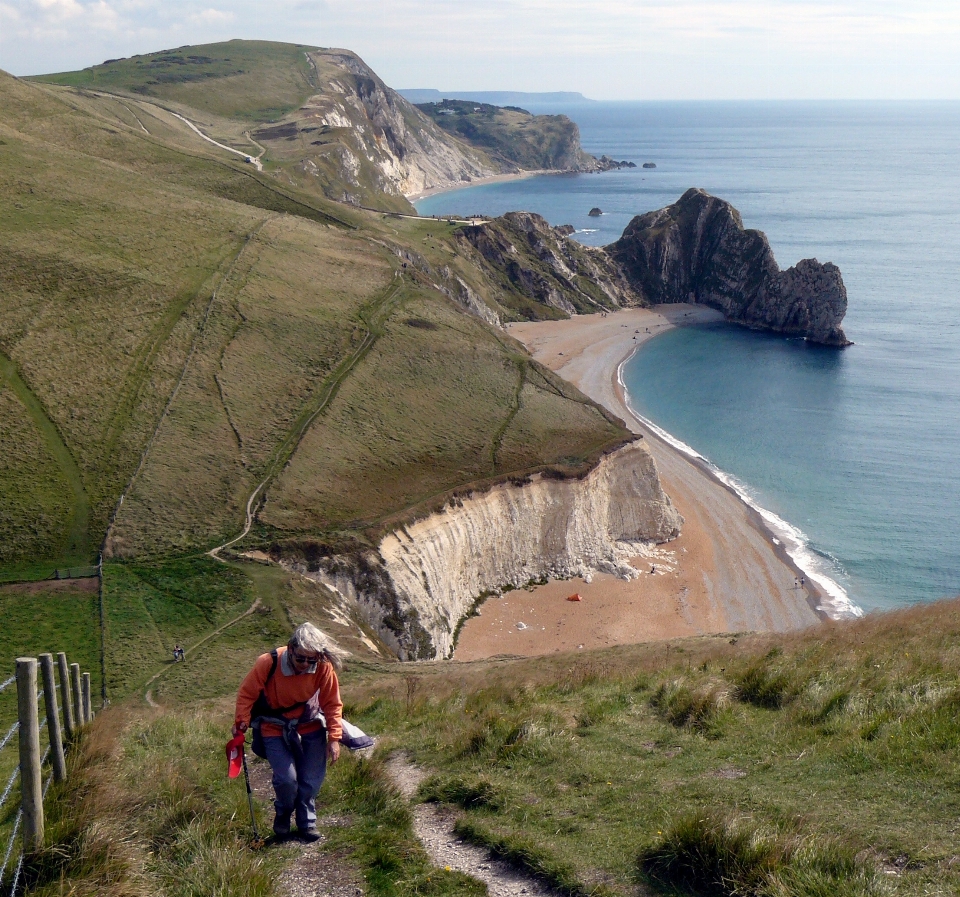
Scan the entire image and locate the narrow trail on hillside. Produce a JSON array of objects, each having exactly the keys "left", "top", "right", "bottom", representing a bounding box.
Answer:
[
  {"left": 208, "top": 272, "right": 405, "bottom": 561},
  {"left": 385, "top": 754, "right": 559, "bottom": 897},
  {"left": 143, "top": 596, "right": 263, "bottom": 706},
  {"left": 103, "top": 218, "right": 273, "bottom": 553},
  {"left": 168, "top": 110, "right": 265, "bottom": 170}
]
